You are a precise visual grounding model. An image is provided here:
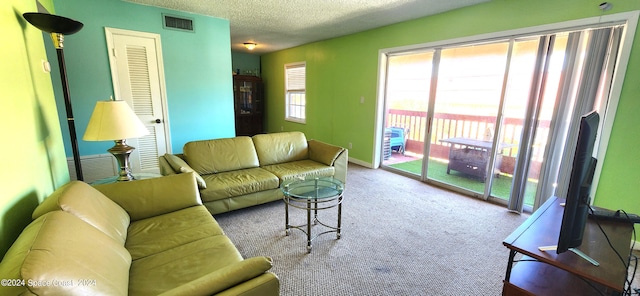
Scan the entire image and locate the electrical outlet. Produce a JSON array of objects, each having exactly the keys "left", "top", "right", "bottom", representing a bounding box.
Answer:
[{"left": 348, "top": 143, "right": 353, "bottom": 149}]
